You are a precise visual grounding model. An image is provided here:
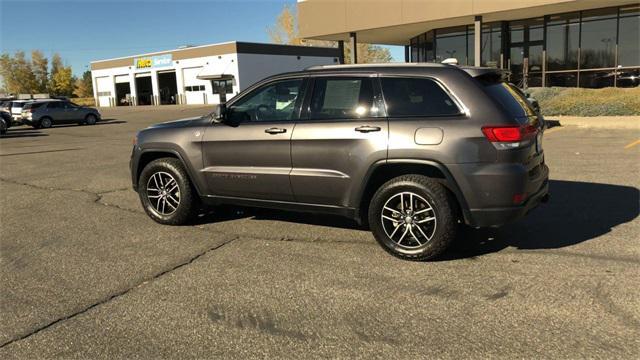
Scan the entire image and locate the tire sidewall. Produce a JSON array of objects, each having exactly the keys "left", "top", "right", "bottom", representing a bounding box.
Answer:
[
  {"left": 369, "top": 178, "right": 454, "bottom": 259},
  {"left": 138, "top": 159, "right": 193, "bottom": 225},
  {"left": 85, "top": 114, "right": 97, "bottom": 125},
  {"left": 40, "top": 117, "right": 52, "bottom": 128}
]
